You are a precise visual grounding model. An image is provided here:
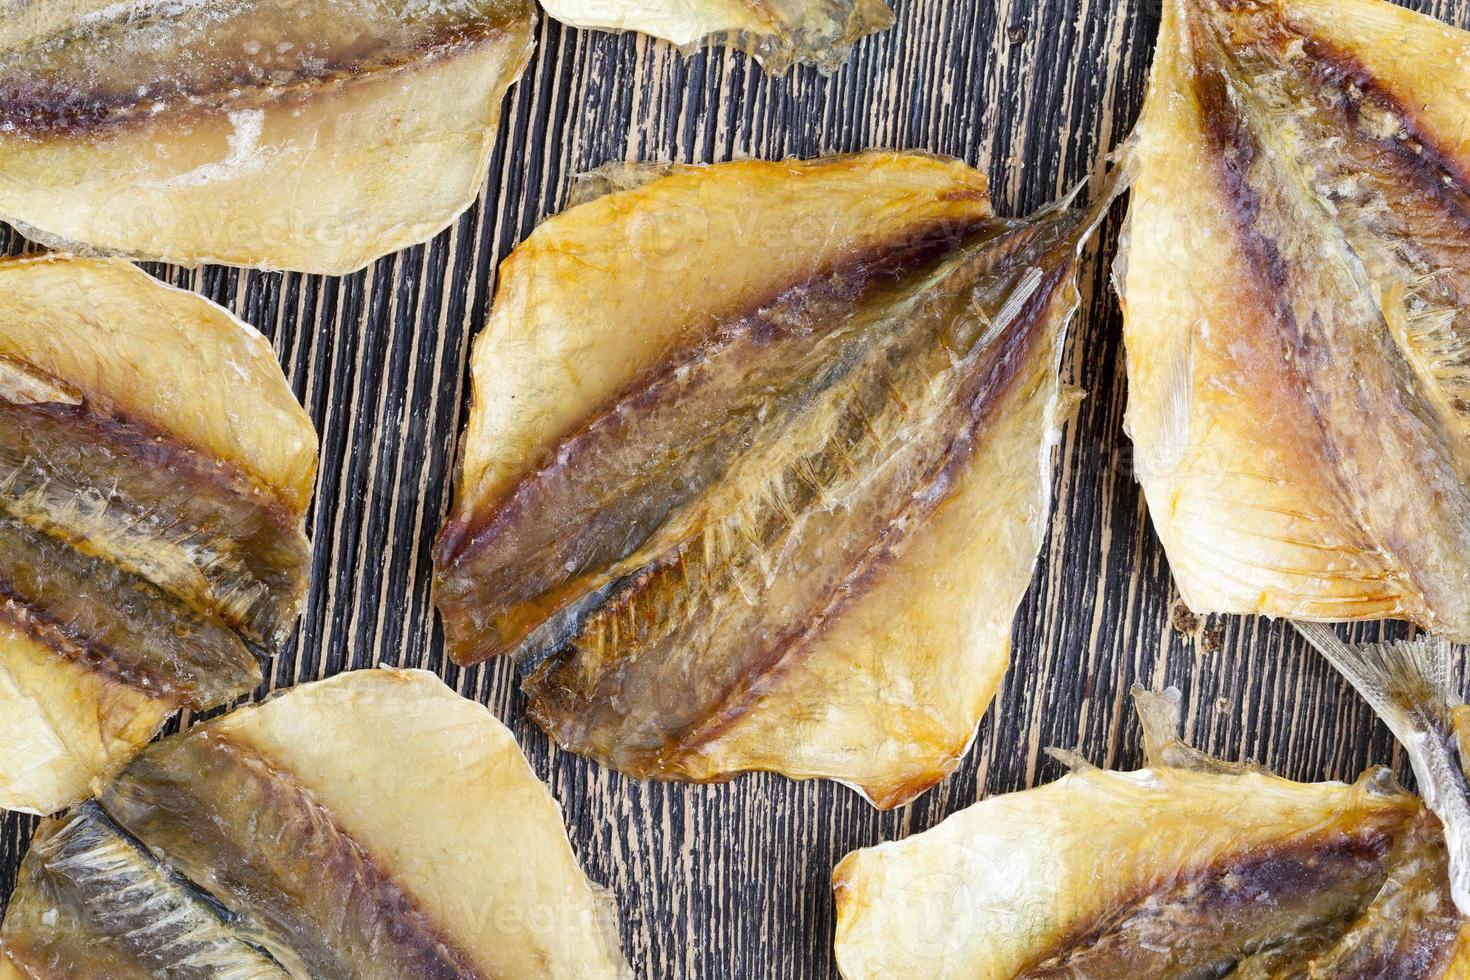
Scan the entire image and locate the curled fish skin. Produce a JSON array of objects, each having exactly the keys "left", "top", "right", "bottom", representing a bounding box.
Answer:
[
  {"left": 434, "top": 152, "right": 1120, "bottom": 808},
  {"left": 0, "top": 0, "right": 536, "bottom": 273},
  {"left": 538, "top": 0, "right": 893, "bottom": 74},
  {"left": 0, "top": 669, "right": 632, "bottom": 980},
  {"left": 833, "top": 686, "right": 1470, "bottom": 979},
  {"left": 0, "top": 255, "right": 317, "bottom": 815},
  {"left": 1119, "top": 0, "right": 1470, "bottom": 640}
]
